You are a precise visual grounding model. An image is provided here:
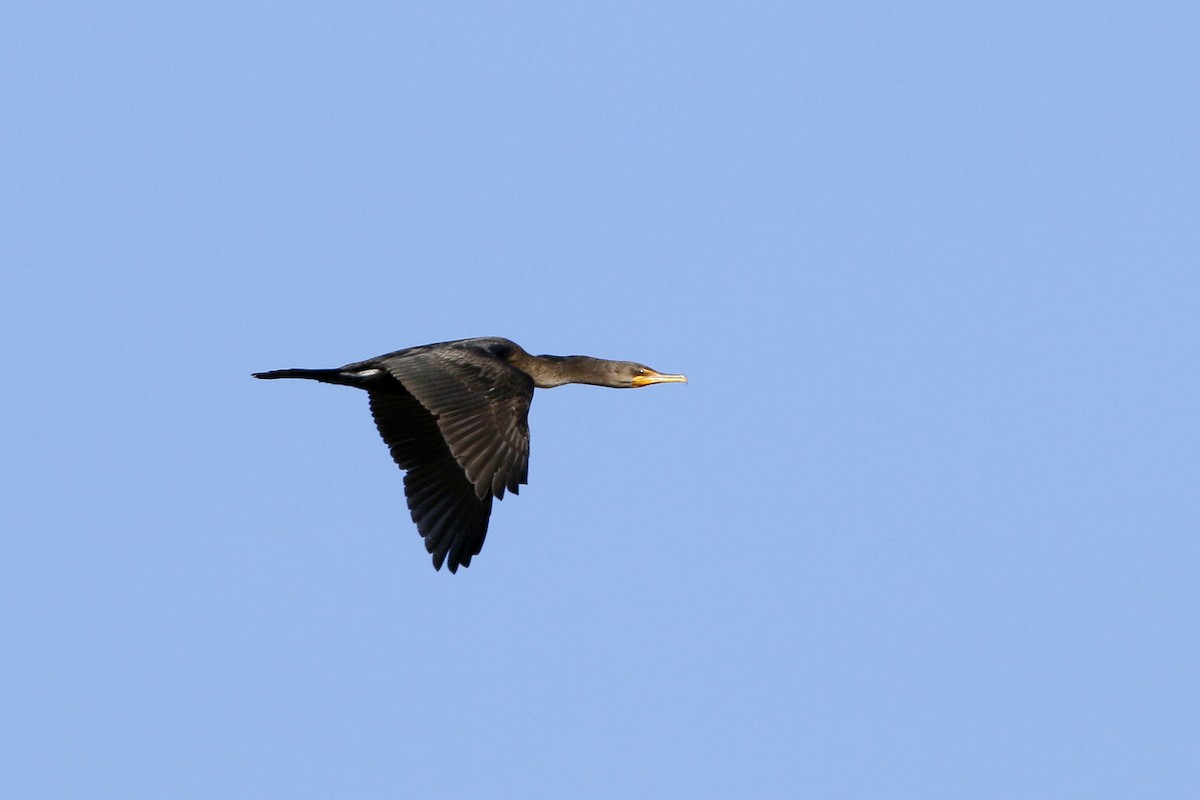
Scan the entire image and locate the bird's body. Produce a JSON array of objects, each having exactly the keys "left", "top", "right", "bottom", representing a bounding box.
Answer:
[{"left": 254, "top": 337, "right": 686, "bottom": 572}]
